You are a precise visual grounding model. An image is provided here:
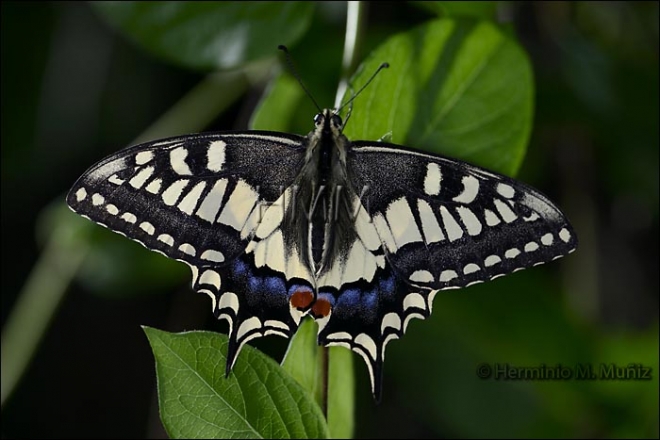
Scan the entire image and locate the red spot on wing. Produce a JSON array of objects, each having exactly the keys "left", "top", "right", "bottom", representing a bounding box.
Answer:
[
  {"left": 311, "top": 298, "right": 332, "bottom": 318},
  {"left": 290, "top": 289, "right": 314, "bottom": 309}
]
